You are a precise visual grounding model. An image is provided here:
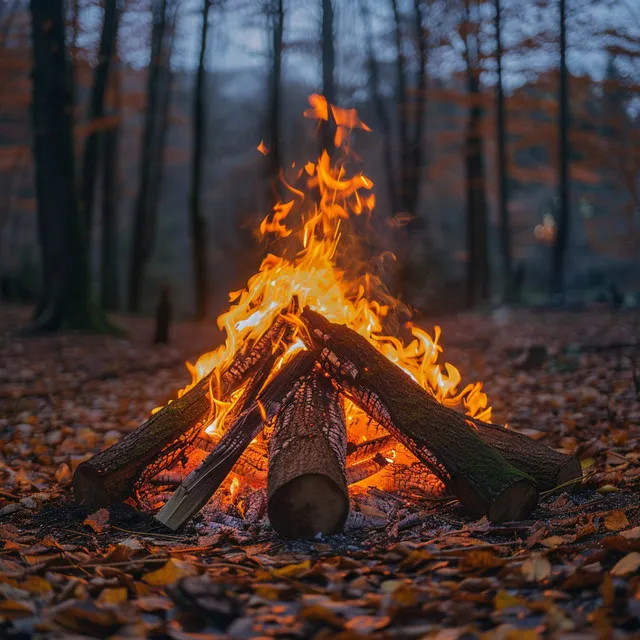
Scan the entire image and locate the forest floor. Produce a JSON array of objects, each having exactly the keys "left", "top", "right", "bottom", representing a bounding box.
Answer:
[{"left": 1, "top": 304, "right": 639, "bottom": 639}]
